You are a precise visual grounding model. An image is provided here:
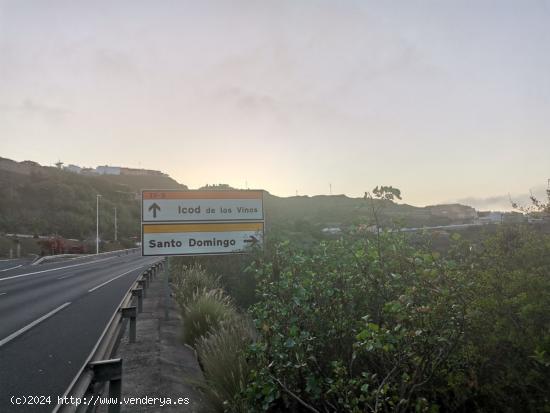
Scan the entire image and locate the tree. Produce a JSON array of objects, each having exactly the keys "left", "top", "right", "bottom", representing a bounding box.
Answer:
[{"left": 511, "top": 179, "right": 550, "bottom": 215}]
